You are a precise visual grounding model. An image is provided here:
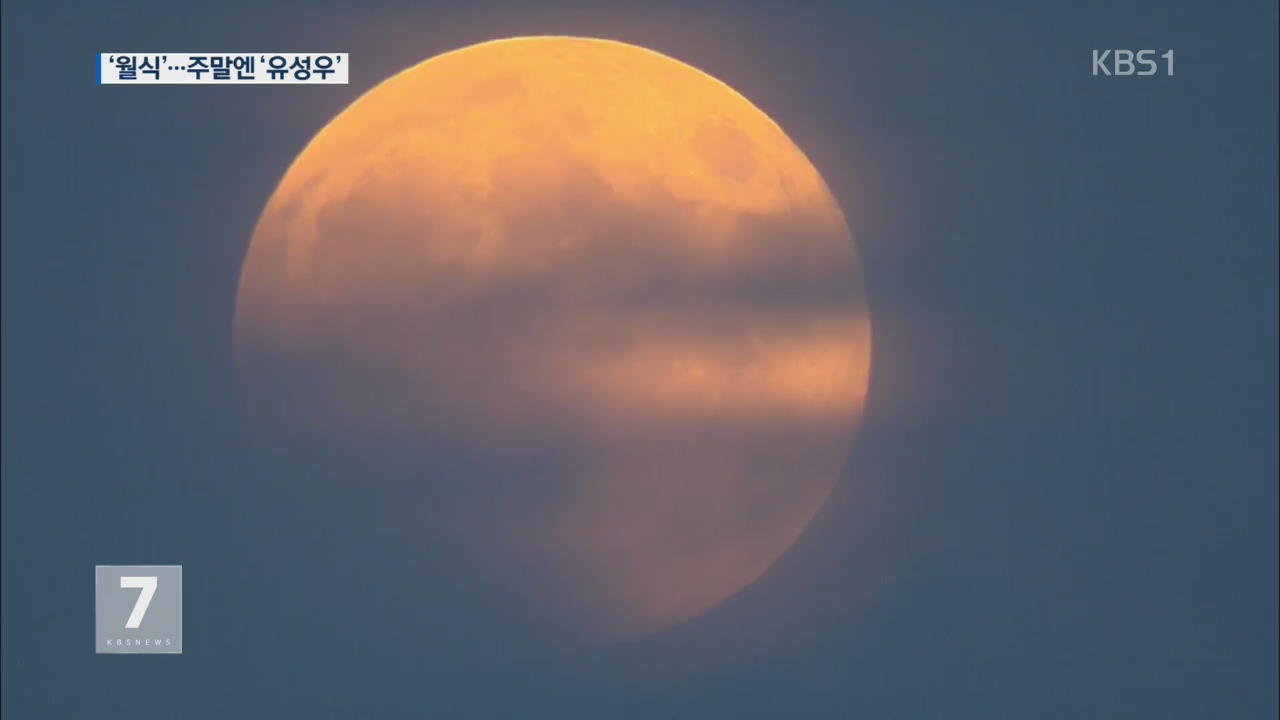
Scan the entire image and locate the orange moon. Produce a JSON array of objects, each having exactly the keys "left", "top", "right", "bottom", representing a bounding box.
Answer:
[{"left": 234, "top": 37, "right": 871, "bottom": 641}]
